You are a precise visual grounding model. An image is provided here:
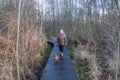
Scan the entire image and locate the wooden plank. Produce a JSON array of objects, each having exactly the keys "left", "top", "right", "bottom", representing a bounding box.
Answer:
[{"left": 40, "top": 40, "right": 78, "bottom": 80}]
